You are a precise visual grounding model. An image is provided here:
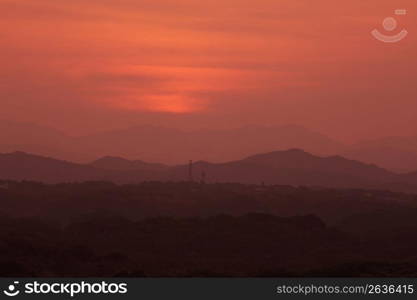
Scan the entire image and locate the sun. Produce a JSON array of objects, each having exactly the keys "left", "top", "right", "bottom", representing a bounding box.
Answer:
[{"left": 115, "top": 93, "right": 206, "bottom": 114}]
